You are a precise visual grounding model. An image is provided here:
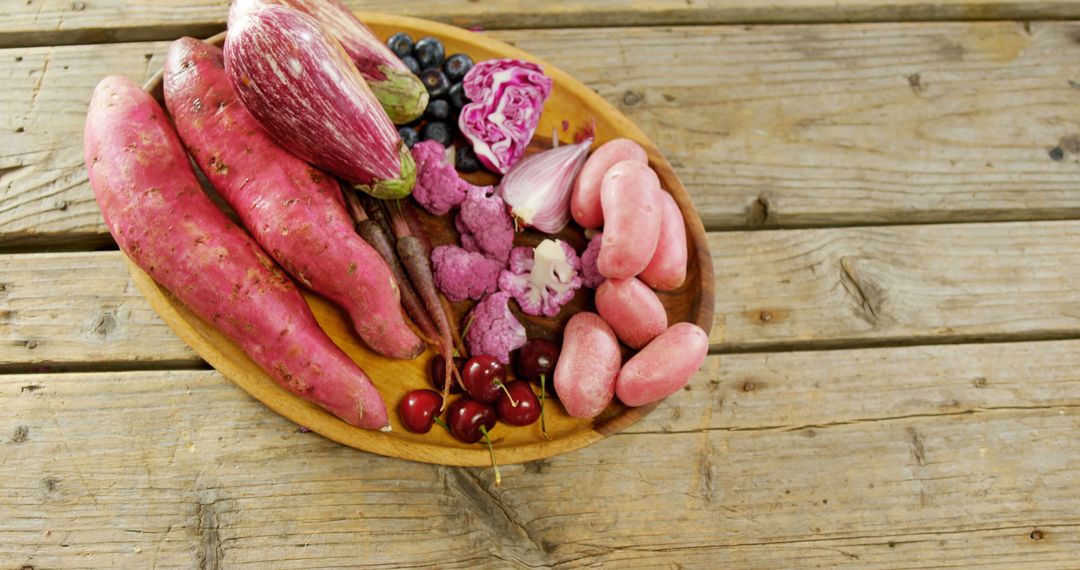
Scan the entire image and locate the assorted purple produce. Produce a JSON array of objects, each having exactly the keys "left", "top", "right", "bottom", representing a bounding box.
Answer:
[{"left": 83, "top": 1, "right": 709, "bottom": 479}]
